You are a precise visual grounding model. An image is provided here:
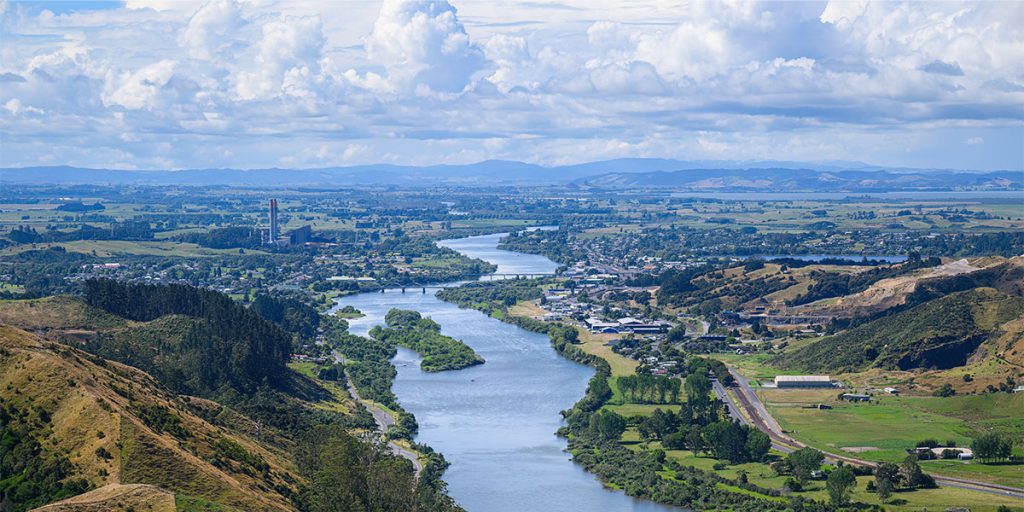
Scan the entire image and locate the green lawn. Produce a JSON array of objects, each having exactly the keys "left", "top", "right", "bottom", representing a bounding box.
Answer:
[
  {"left": 711, "top": 353, "right": 783, "bottom": 381},
  {"left": 0, "top": 283, "right": 25, "bottom": 293},
  {"left": 176, "top": 494, "right": 243, "bottom": 511},
  {"left": 334, "top": 311, "right": 366, "bottom": 319},
  {"left": 605, "top": 403, "right": 682, "bottom": 417},
  {"left": 659, "top": 447, "right": 1023, "bottom": 510},
  {"left": 413, "top": 257, "right": 465, "bottom": 268},
  {"left": 766, "top": 392, "right": 1024, "bottom": 486}
]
